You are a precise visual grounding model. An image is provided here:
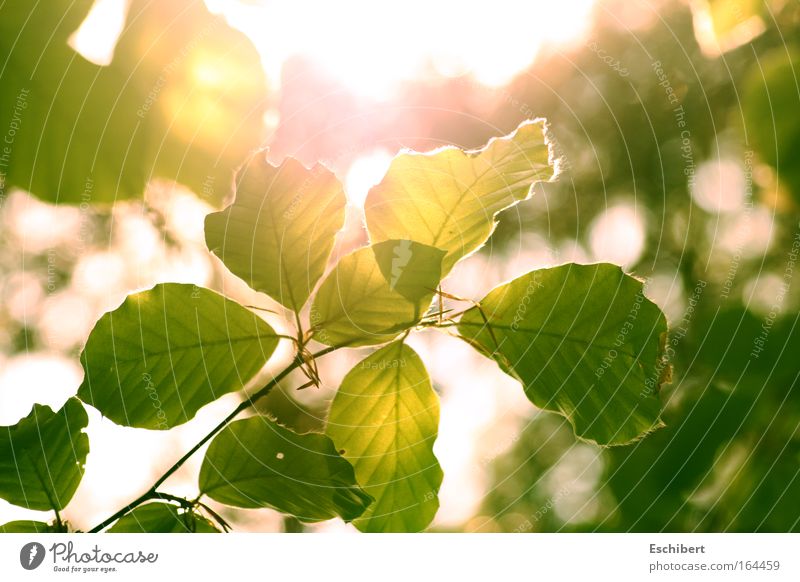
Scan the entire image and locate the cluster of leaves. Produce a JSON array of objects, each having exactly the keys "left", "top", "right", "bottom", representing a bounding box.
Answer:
[{"left": 0, "top": 118, "right": 669, "bottom": 533}]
